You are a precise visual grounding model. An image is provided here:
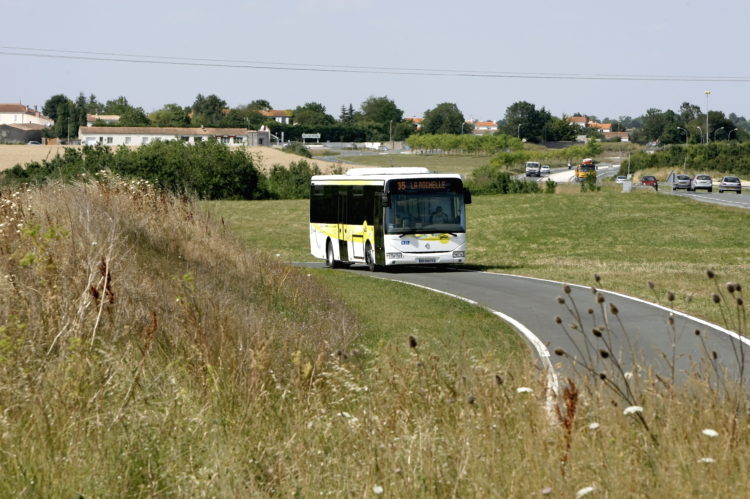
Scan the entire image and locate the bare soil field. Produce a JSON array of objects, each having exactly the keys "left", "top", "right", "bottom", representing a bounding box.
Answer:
[{"left": 0, "top": 145, "right": 343, "bottom": 173}]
